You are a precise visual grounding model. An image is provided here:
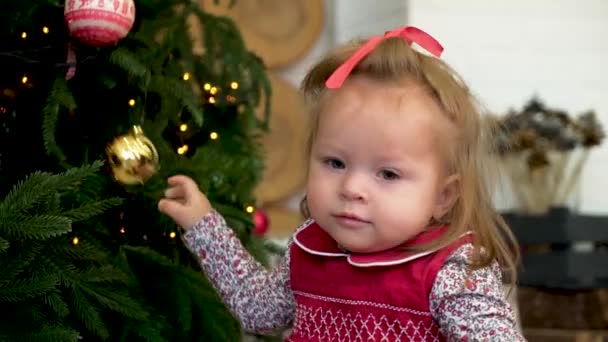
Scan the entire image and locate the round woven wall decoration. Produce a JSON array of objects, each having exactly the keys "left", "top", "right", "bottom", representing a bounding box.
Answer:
[
  {"left": 254, "top": 74, "right": 309, "bottom": 204},
  {"left": 201, "top": 0, "right": 324, "bottom": 68}
]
